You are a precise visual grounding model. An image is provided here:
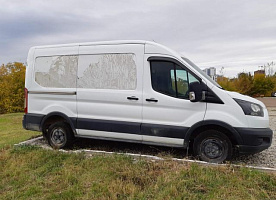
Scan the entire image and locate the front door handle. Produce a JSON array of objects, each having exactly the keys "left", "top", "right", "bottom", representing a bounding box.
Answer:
[
  {"left": 127, "top": 96, "right": 139, "bottom": 100},
  {"left": 146, "top": 98, "right": 158, "bottom": 102}
]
